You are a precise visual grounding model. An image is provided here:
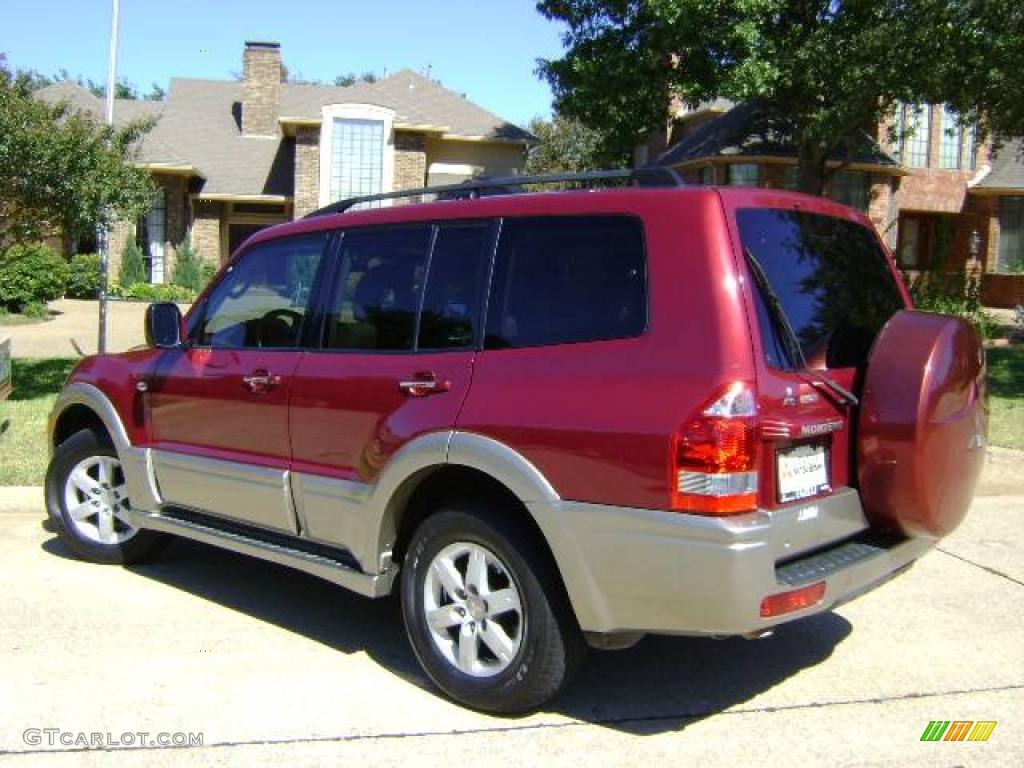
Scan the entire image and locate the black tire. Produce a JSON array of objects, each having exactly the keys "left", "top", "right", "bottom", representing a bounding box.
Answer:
[
  {"left": 400, "top": 502, "right": 586, "bottom": 714},
  {"left": 45, "top": 429, "right": 170, "bottom": 565}
]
